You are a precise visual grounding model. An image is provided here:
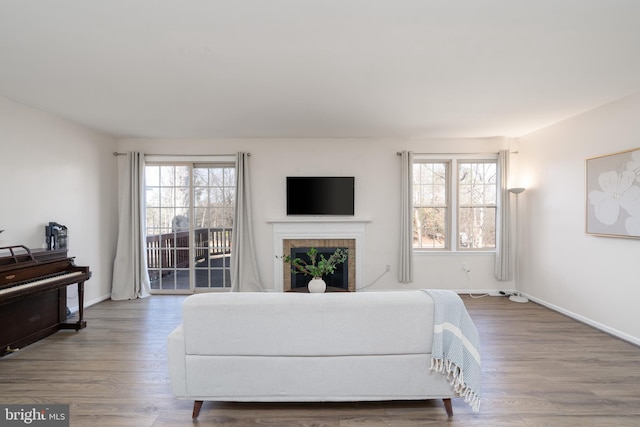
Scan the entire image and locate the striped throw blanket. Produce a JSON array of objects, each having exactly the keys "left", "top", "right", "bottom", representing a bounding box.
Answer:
[{"left": 422, "top": 289, "right": 481, "bottom": 412}]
